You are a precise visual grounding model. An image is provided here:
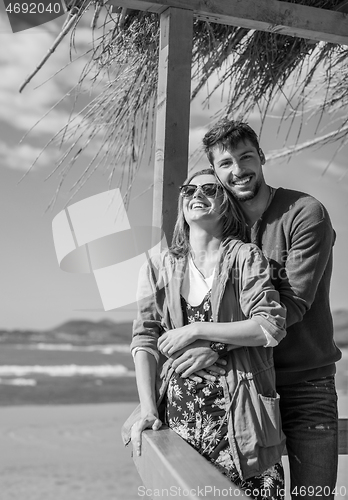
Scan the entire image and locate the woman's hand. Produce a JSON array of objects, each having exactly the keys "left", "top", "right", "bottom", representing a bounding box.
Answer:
[
  {"left": 131, "top": 412, "right": 162, "bottom": 457},
  {"left": 157, "top": 323, "right": 204, "bottom": 356}
]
